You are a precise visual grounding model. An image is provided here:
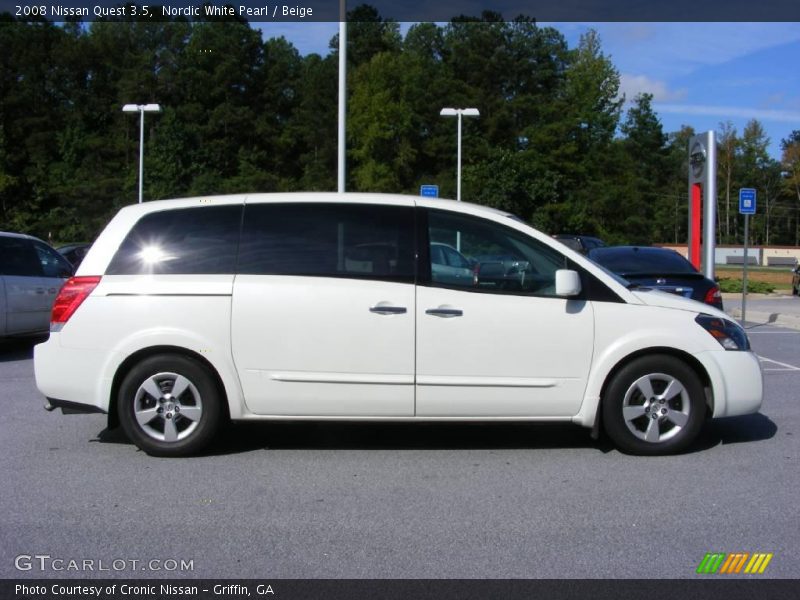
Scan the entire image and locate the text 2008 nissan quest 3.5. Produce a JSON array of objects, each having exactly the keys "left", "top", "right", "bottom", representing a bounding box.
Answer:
[{"left": 34, "top": 193, "right": 762, "bottom": 456}]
